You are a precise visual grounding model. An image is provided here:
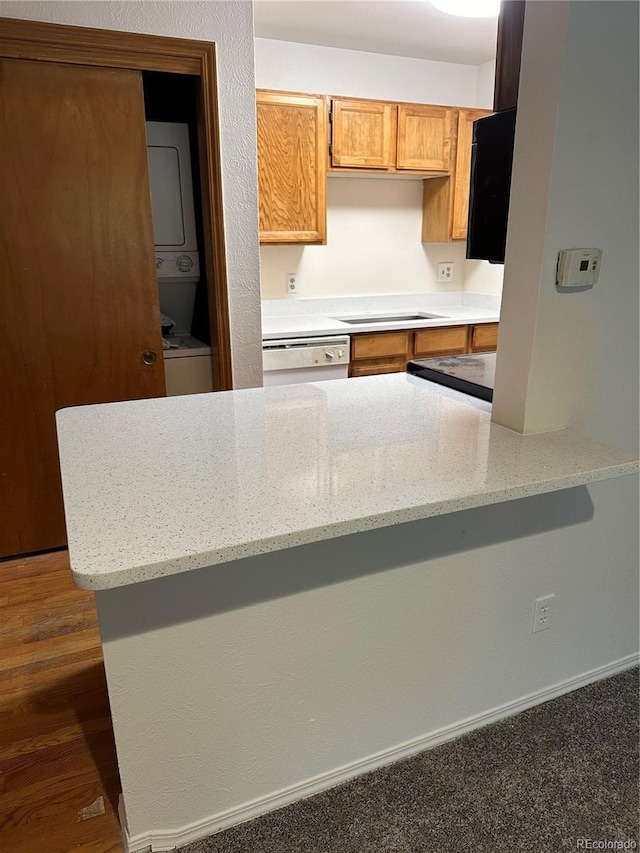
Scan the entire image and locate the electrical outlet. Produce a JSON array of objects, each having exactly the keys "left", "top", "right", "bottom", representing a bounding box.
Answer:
[
  {"left": 531, "top": 594, "right": 555, "bottom": 633},
  {"left": 286, "top": 273, "right": 298, "bottom": 295},
  {"left": 437, "top": 262, "right": 454, "bottom": 283}
]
